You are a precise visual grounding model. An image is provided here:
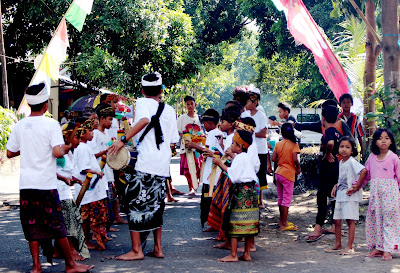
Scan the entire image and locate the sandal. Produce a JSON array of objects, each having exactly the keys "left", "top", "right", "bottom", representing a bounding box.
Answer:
[
  {"left": 366, "top": 250, "right": 383, "bottom": 258},
  {"left": 324, "top": 247, "right": 342, "bottom": 253},
  {"left": 280, "top": 224, "right": 298, "bottom": 231},
  {"left": 382, "top": 254, "right": 392, "bottom": 261},
  {"left": 306, "top": 234, "right": 324, "bottom": 243},
  {"left": 340, "top": 249, "right": 355, "bottom": 255}
]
